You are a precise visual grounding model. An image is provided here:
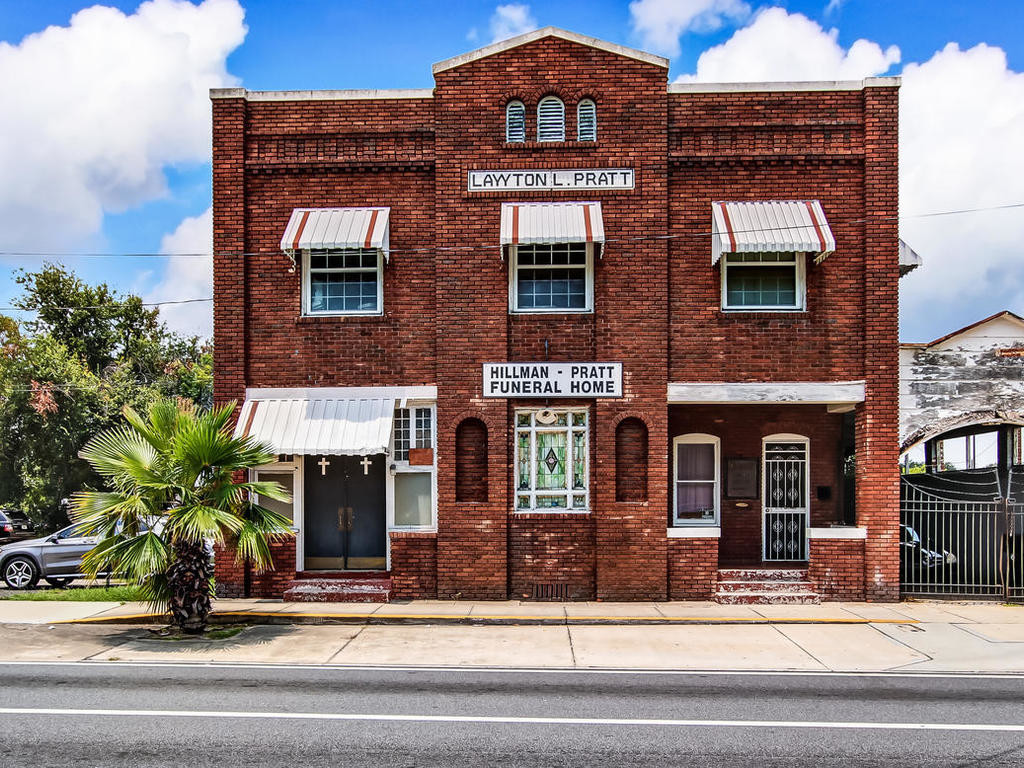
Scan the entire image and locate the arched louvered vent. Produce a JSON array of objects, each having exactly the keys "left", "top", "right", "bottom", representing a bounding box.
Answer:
[
  {"left": 537, "top": 96, "right": 565, "bottom": 142},
  {"left": 505, "top": 100, "right": 525, "bottom": 143},
  {"left": 577, "top": 99, "right": 597, "bottom": 141}
]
